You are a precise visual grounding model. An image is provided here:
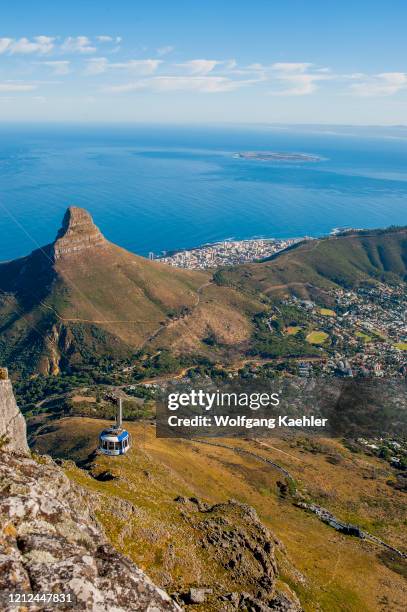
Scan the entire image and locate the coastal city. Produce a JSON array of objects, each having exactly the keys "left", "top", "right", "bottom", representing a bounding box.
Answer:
[
  {"left": 158, "top": 237, "right": 301, "bottom": 269},
  {"left": 280, "top": 284, "right": 407, "bottom": 378}
]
